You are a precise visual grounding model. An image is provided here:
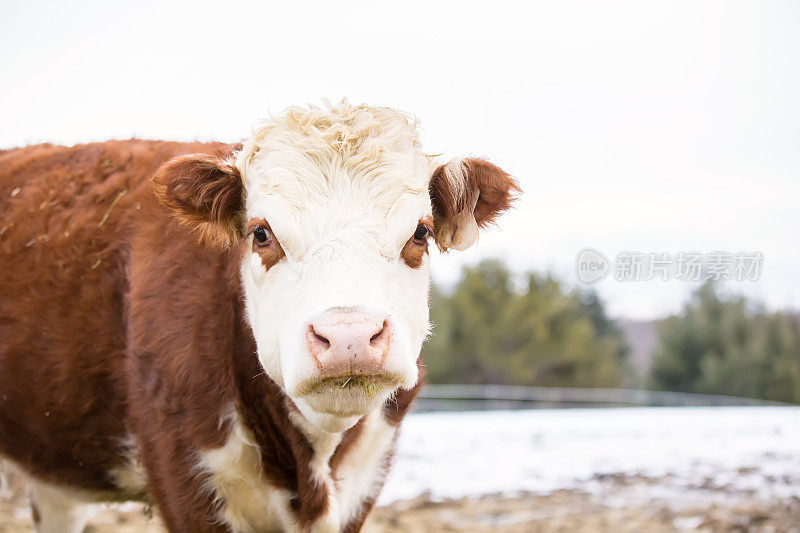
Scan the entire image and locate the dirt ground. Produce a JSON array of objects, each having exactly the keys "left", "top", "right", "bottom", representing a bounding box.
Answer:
[
  {"left": 1, "top": 466, "right": 798, "bottom": 532},
  {"left": 368, "top": 491, "right": 800, "bottom": 532}
]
